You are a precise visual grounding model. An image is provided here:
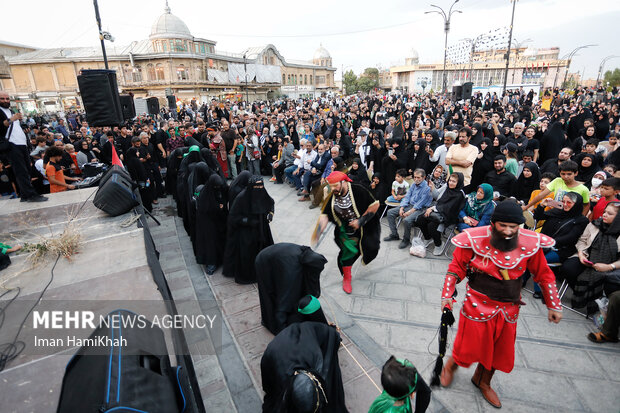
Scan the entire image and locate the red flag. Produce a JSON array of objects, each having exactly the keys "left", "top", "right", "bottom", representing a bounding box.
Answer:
[{"left": 111, "top": 145, "right": 123, "bottom": 167}]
